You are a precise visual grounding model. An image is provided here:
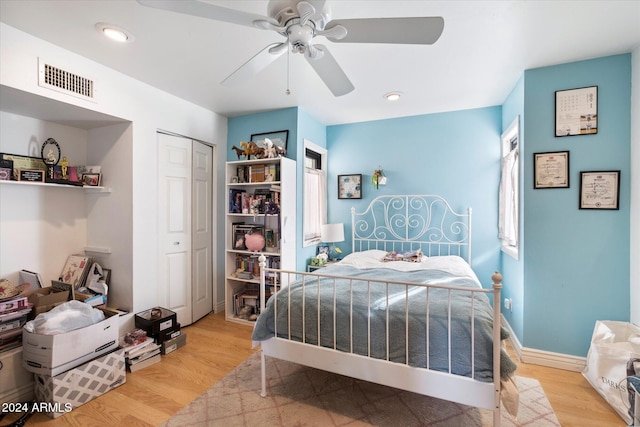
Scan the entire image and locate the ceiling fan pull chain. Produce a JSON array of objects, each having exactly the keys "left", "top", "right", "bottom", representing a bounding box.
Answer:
[{"left": 286, "top": 45, "right": 291, "bottom": 95}]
